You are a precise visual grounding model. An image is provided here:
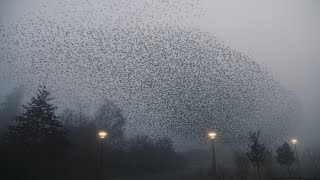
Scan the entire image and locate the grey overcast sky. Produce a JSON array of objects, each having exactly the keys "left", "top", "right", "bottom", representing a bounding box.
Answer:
[
  {"left": 200, "top": 0, "right": 320, "bottom": 99},
  {"left": 1, "top": 0, "right": 320, "bottom": 145},
  {"left": 198, "top": 0, "right": 320, "bottom": 145}
]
